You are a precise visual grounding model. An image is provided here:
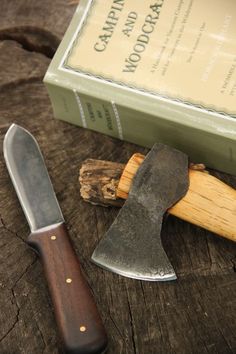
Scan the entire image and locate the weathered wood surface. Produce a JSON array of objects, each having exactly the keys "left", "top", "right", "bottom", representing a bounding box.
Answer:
[
  {"left": 0, "top": 1, "right": 235, "bottom": 353},
  {"left": 79, "top": 159, "right": 125, "bottom": 207}
]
